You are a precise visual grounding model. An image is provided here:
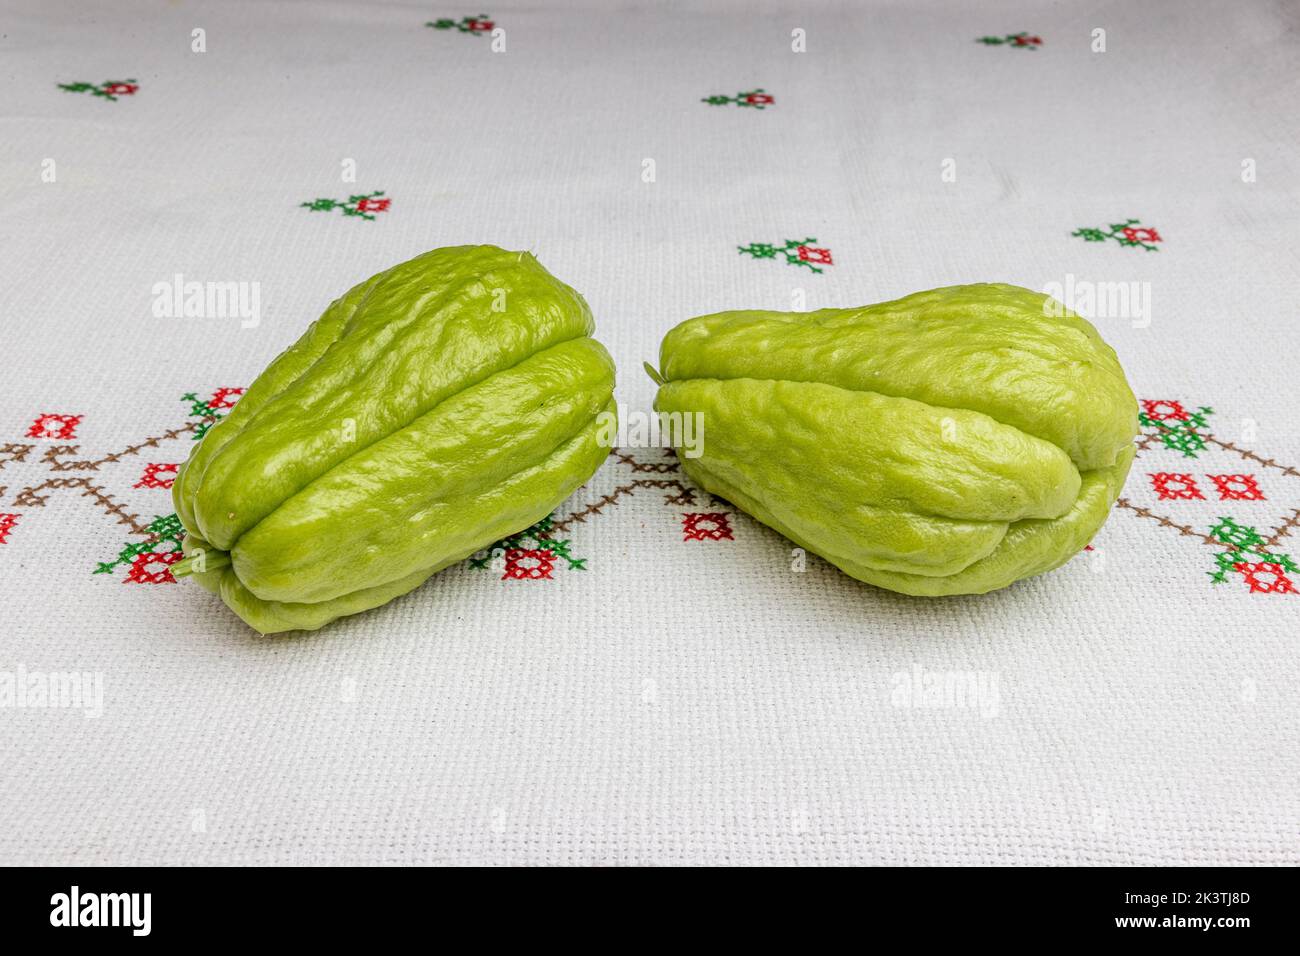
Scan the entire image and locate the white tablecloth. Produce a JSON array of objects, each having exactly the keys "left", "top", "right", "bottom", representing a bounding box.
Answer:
[{"left": 1, "top": 0, "right": 1297, "bottom": 865}]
